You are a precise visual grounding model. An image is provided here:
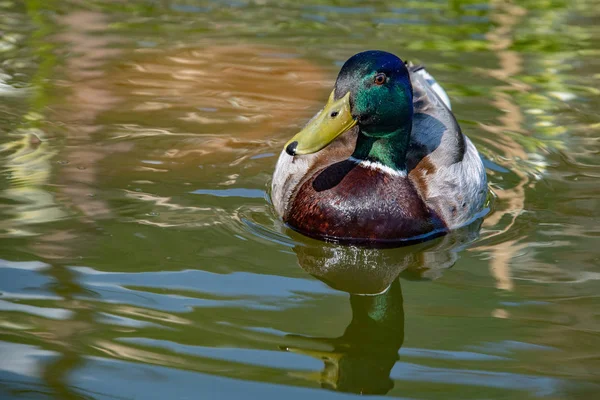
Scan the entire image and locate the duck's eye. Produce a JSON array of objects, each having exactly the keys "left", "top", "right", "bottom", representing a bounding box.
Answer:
[{"left": 374, "top": 72, "right": 387, "bottom": 85}]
